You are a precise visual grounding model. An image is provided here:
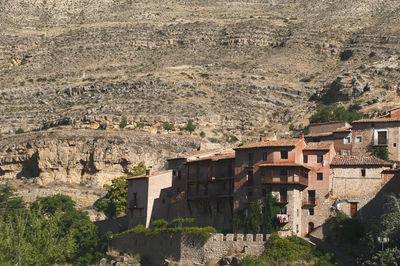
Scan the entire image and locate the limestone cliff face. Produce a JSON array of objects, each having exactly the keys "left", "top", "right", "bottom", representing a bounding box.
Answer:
[{"left": 0, "top": 130, "right": 202, "bottom": 188}]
